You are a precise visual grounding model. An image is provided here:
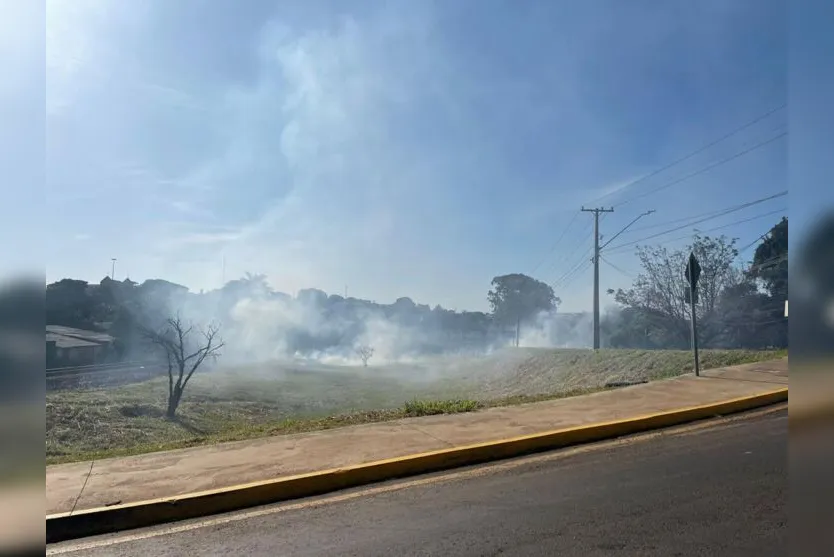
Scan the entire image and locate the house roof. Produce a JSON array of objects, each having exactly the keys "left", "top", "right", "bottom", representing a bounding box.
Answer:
[
  {"left": 46, "top": 332, "right": 101, "bottom": 349},
  {"left": 46, "top": 325, "right": 114, "bottom": 348}
]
